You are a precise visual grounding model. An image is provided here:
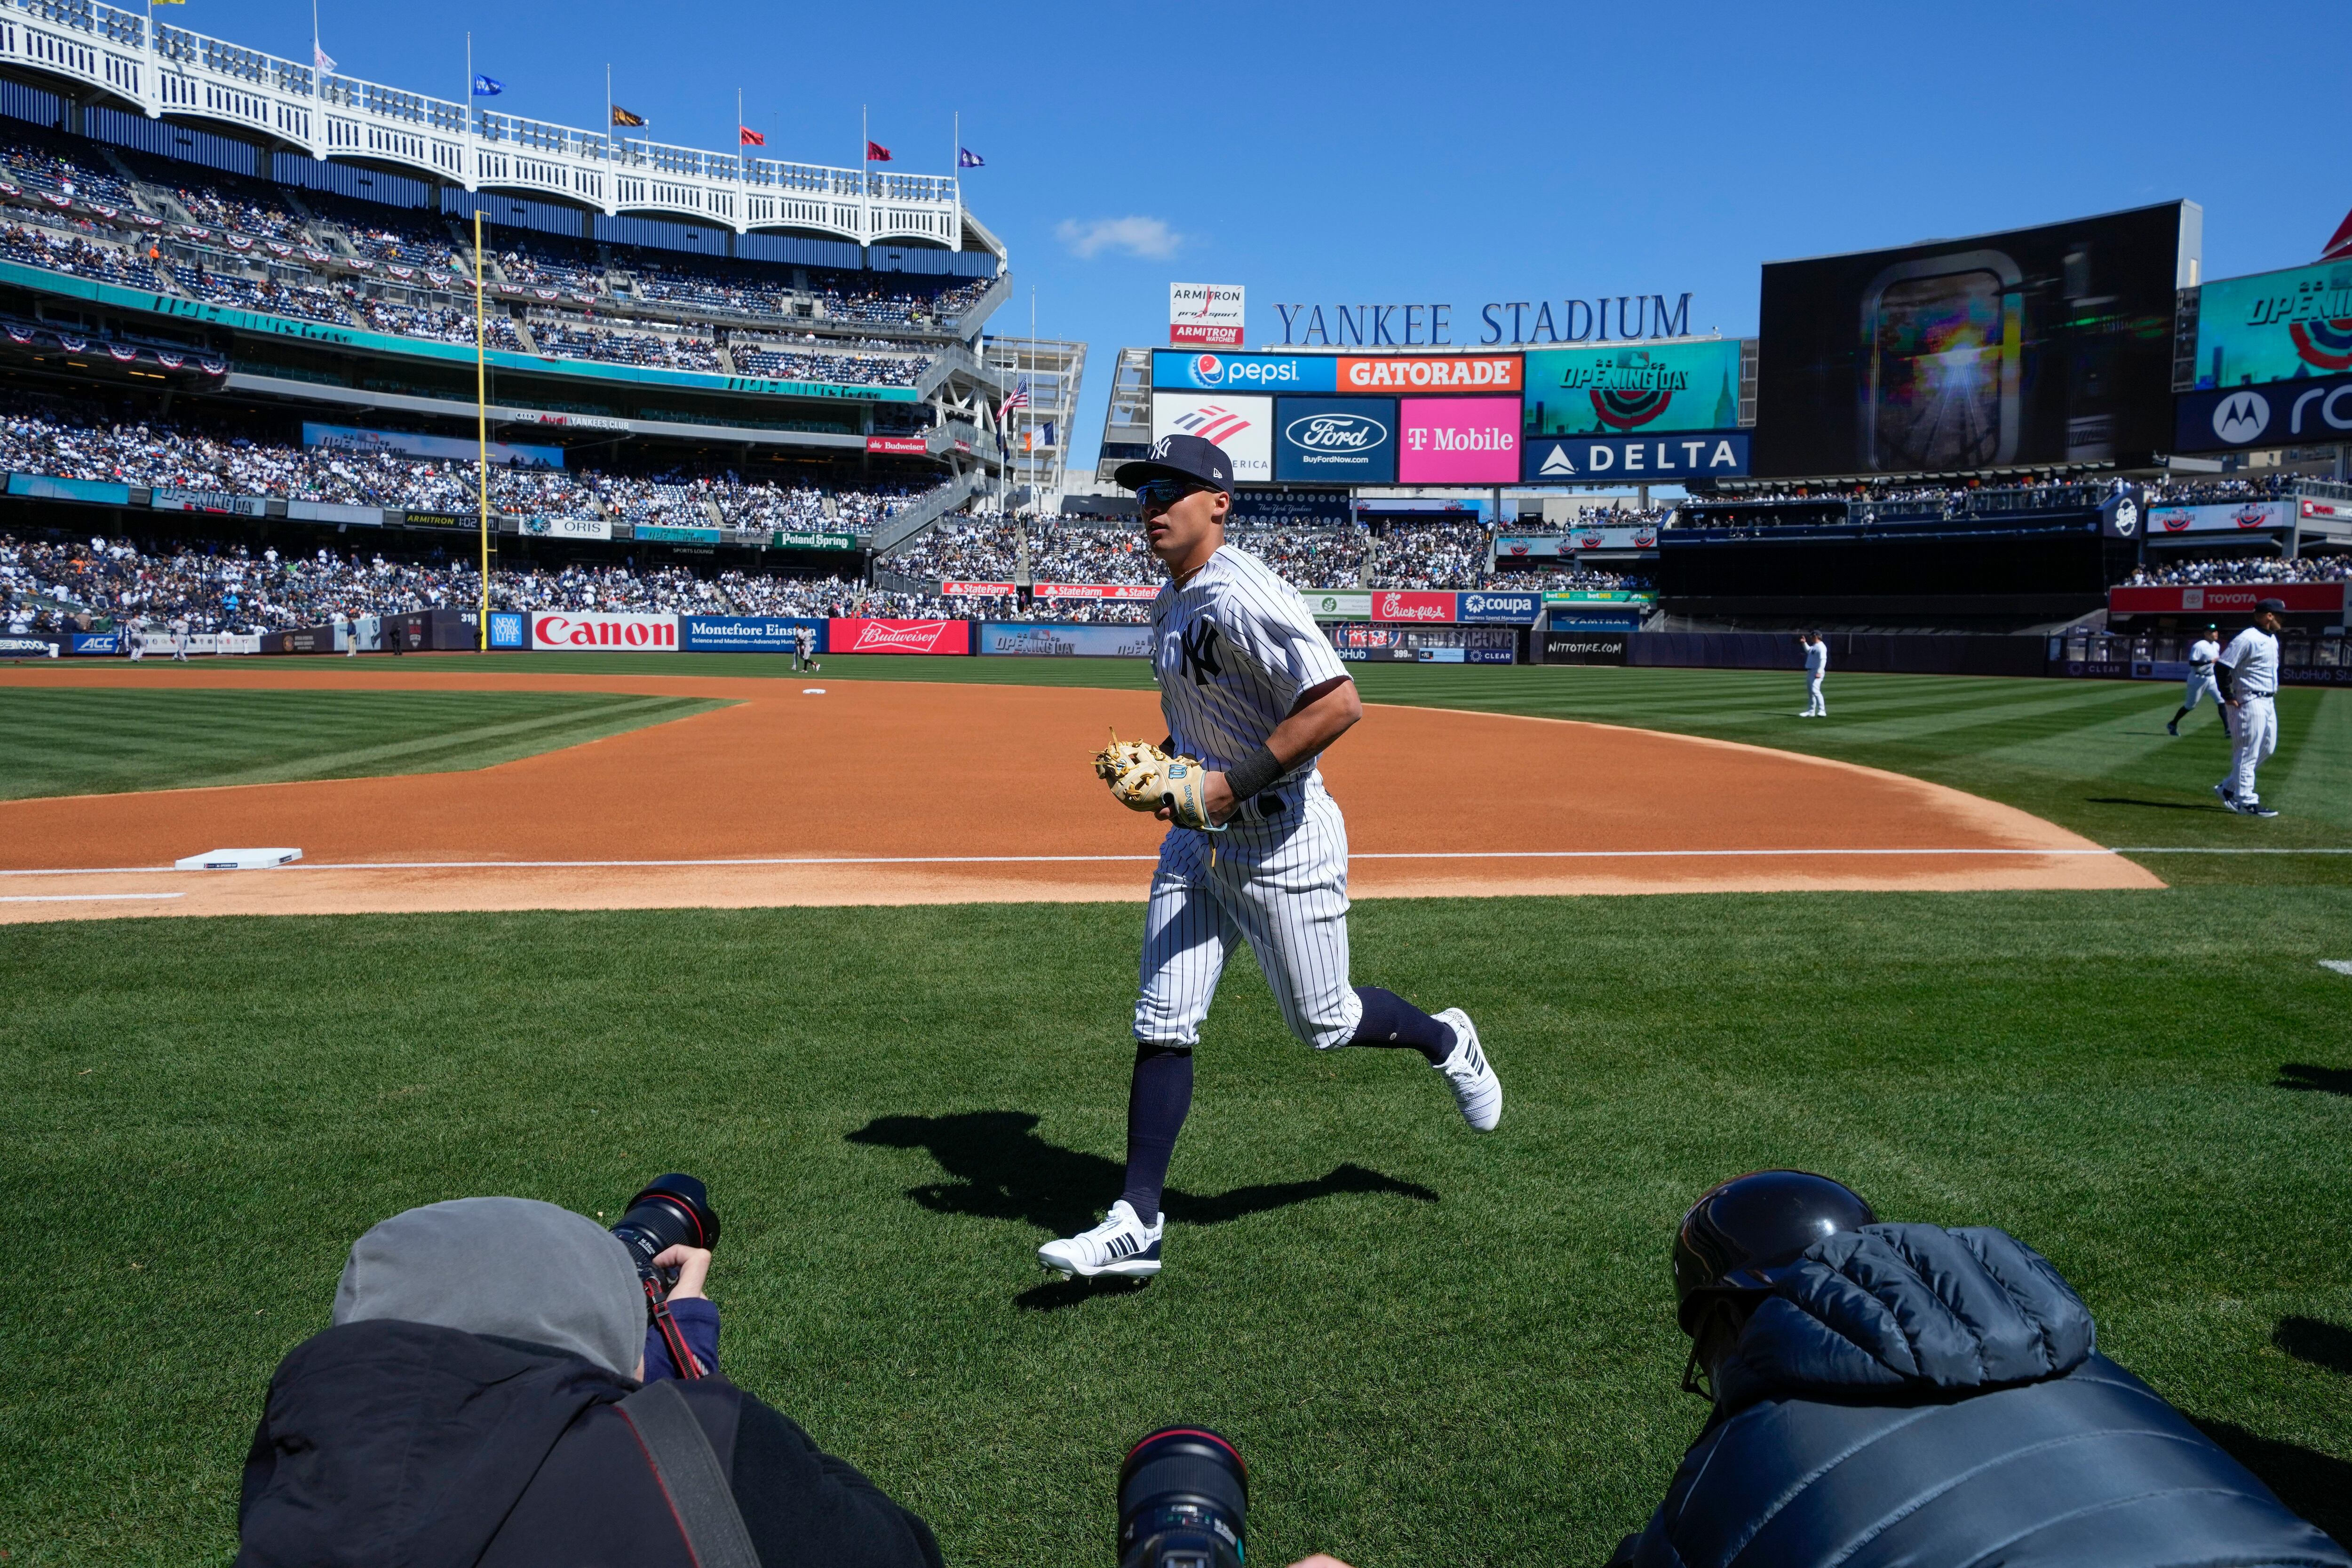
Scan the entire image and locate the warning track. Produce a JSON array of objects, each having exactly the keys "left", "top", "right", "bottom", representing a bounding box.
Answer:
[{"left": 0, "top": 666, "right": 2160, "bottom": 920}]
